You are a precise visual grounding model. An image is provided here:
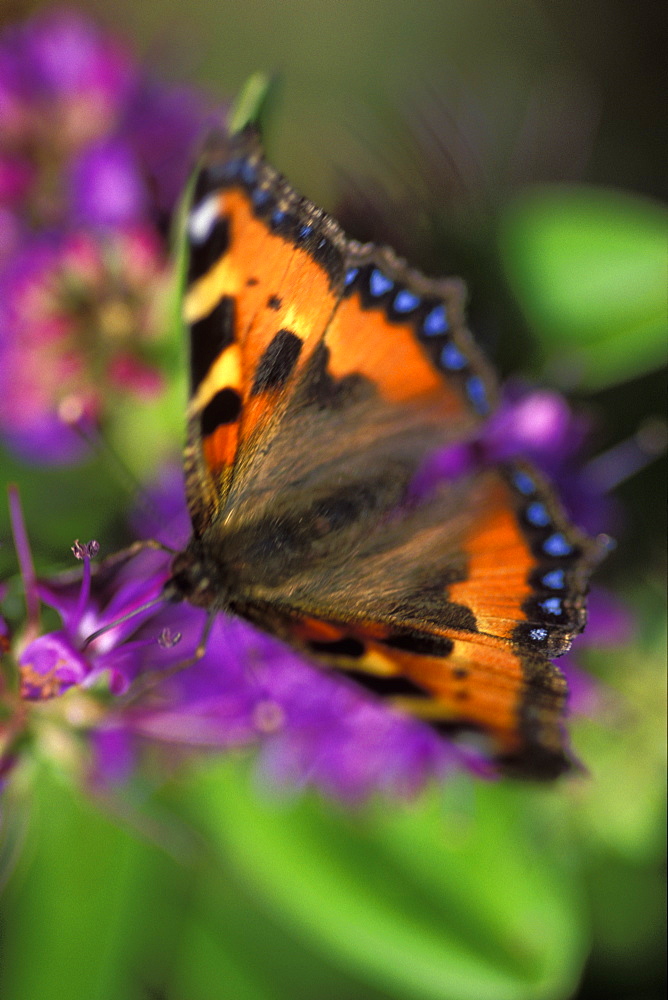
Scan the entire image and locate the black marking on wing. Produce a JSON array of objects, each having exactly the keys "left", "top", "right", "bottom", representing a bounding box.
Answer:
[
  {"left": 251, "top": 329, "right": 303, "bottom": 395},
  {"left": 190, "top": 295, "right": 236, "bottom": 394},
  {"left": 295, "top": 341, "right": 374, "bottom": 412},
  {"left": 308, "top": 637, "right": 365, "bottom": 657},
  {"left": 391, "top": 584, "right": 478, "bottom": 633},
  {"left": 310, "top": 235, "right": 343, "bottom": 277},
  {"left": 502, "top": 653, "right": 571, "bottom": 779},
  {"left": 498, "top": 746, "right": 572, "bottom": 781},
  {"left": 201, "top": 388, "right": 242, "bottom": 434},
  {"left": 267, "top": 295, "right": 282, "bottom": 310},
  {"left": 442, "top": 603, "right": 478, "bottom": 632},
  {"left": 382, "top": 630, "right": 455, "bottom": 656},
  {"left": 343, "top": 670, "right": 432, "bottom": 699},
  {"left": 226, "top": 473, "right": 410, "bottom": 587},
  {"left": 188, "top": 217, "right": 229, "bottom": 285}
]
